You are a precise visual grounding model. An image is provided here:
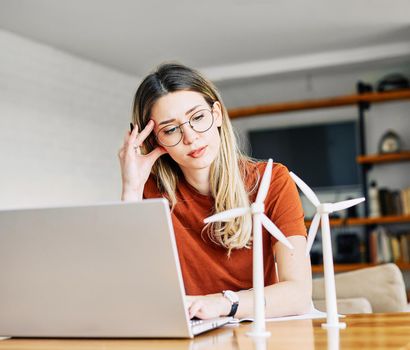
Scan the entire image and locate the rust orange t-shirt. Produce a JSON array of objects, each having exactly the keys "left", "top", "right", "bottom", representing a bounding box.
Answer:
[{"left": 143, "top": 161, "right": 307, "bottom": 295}]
